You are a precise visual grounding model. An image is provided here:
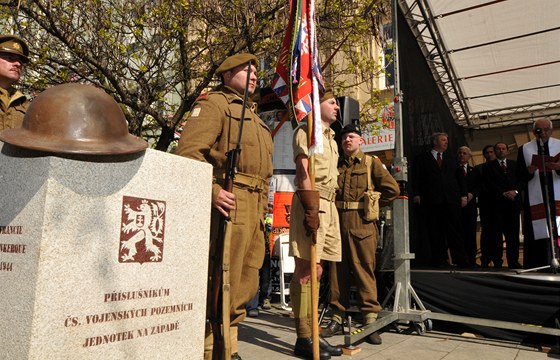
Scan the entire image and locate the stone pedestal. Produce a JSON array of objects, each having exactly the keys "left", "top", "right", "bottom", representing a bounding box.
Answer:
[{"left": 0, "top": 145, "right": 212, "bottom": 360}]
